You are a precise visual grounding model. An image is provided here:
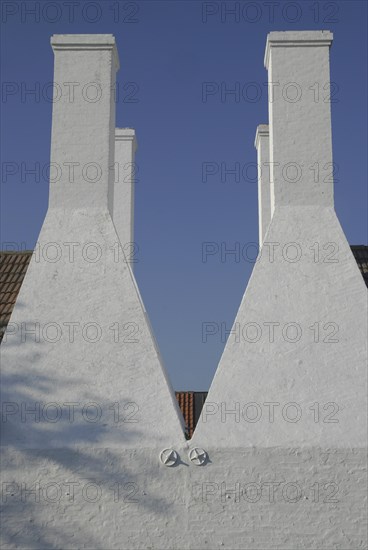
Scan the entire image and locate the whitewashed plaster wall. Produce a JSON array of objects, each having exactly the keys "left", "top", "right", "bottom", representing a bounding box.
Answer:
[
  {"left": 113, "top": 128, "right": 137, "bottom": 269},
  {"left": 255, "top": 124, "right": 271, "bottom": 246},
  {"left": 0, "top": 32, "right": 367, "bottom": 550}
]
